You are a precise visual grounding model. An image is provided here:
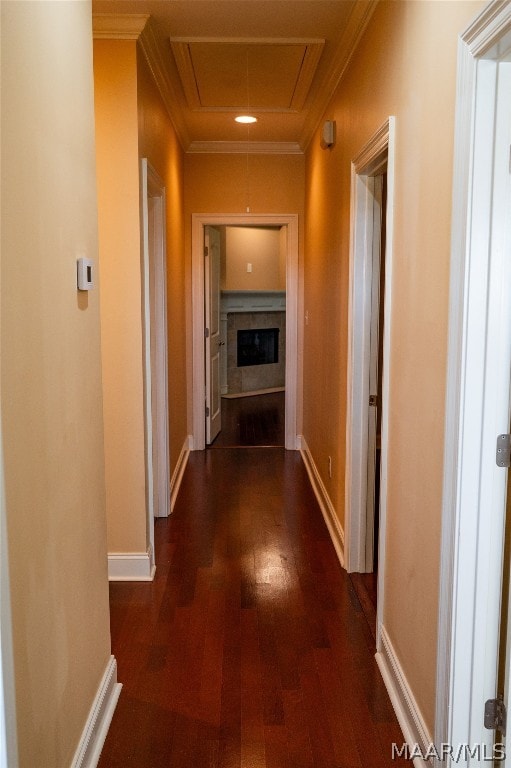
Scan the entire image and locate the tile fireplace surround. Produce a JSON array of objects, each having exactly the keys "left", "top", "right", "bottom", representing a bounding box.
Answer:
[{"left": 221, "top": 291, "right": 286, "bottom": 395}]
